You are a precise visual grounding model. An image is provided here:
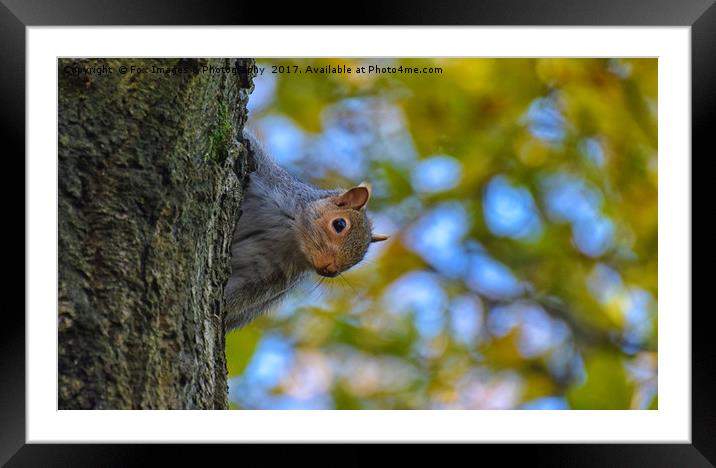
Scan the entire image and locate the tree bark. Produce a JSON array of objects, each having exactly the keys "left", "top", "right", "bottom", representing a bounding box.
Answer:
[{"left": 58, "top": 58, "right": 255, "bottom": 409}]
